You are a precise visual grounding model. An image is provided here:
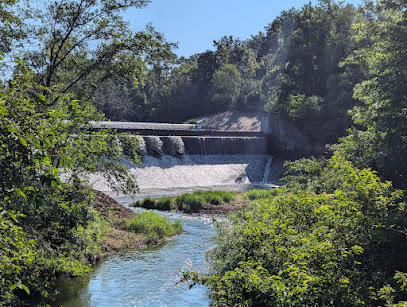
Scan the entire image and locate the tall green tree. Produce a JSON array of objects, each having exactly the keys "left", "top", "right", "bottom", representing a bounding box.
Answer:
[
  {"left": 23, "top": 0, "right": 174, "bottom": 102},
  {"left": 262, "top": 2, "right": 364, "bottom": 143},
  {"left": 0, "top": 1, "right": 174, "bottom": 302},
  {"left": 211, "top": 64, "right": 241, "bottom": 111},
  {"left": 338, "top": 0, "right": 407, "bottom": 187},
  {"left": 0, "top": 0, "right": 24, "bottom": 54}
]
